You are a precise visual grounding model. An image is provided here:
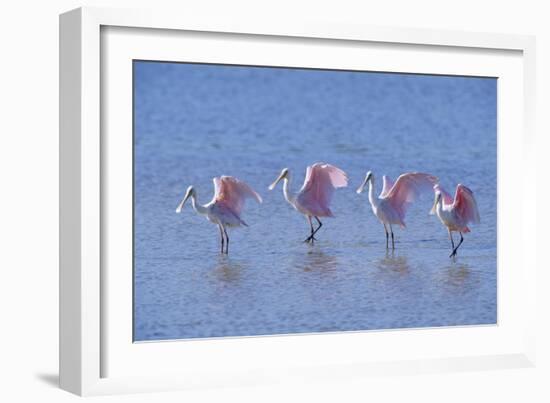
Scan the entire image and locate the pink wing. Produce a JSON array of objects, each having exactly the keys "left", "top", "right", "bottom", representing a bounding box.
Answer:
[
  {"left": 452, "top": 184, "right": 480, "bottom": 225},
  {"left": 379, "top": 175, "right": 394, "bottom": 198},
  {"left": 213, "top": 176, "right": 262, "bottom": 216},
  {"left": 434, "top": 183, "right": 454, "bottom": 206},
  {"left": 383, "top": 172, "right": 439, "bottom": 217},
  {"left": 297, "top": 163, "right": 348, "bottom": 216}
]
